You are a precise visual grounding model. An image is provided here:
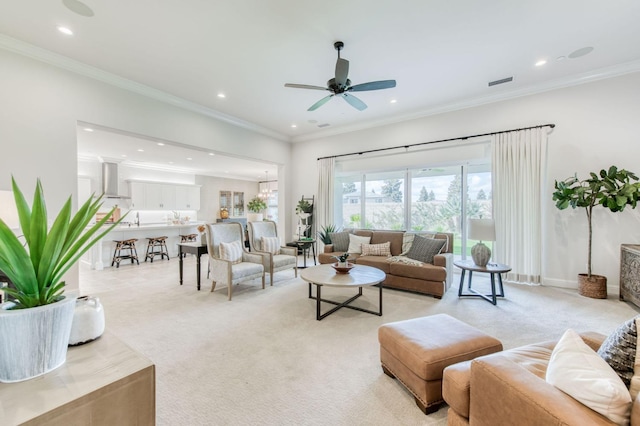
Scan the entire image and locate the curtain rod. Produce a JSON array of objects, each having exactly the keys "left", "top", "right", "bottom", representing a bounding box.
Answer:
[{"left": 317, "top": 123, "right": 555, "bottom": 161}]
